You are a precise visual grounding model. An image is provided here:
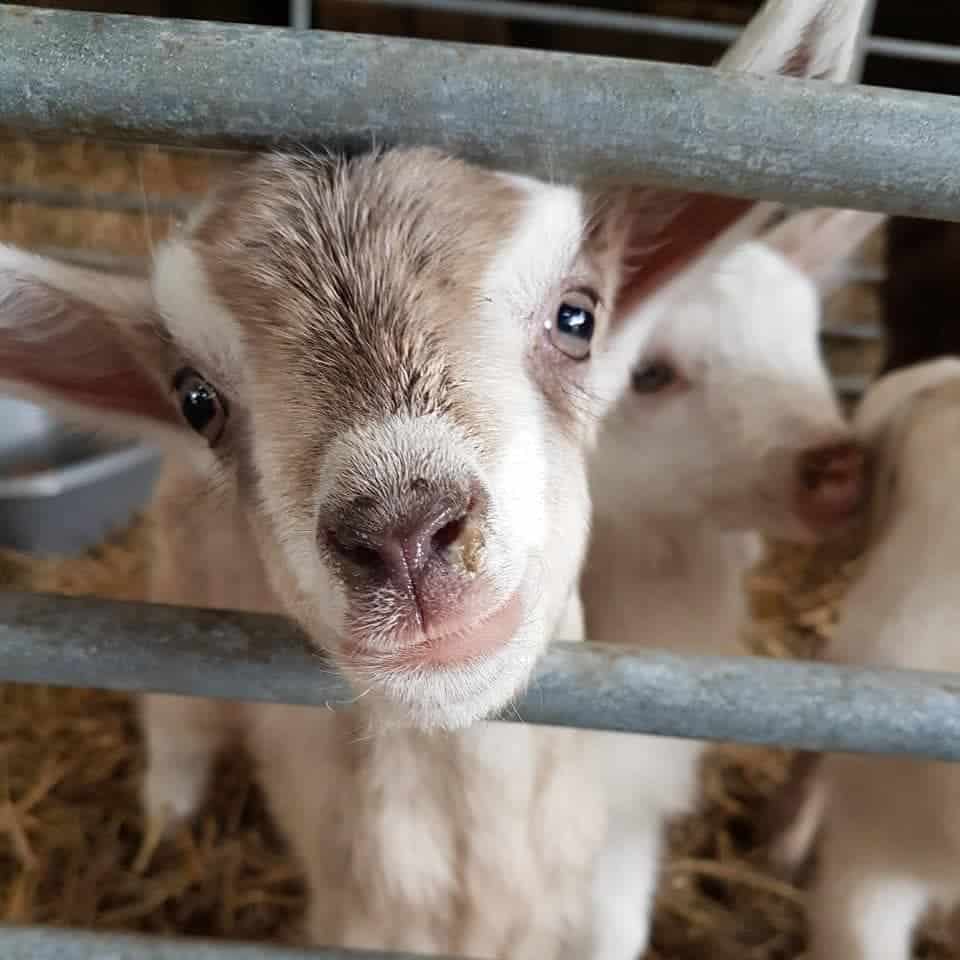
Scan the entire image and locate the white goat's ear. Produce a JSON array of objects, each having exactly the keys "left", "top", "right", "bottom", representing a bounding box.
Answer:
[
  {"left": 763, "top": 209, "right": 886, "bottom": 289},
  {"left": 859, "top": 375, "right": 960, "bottom": 544},
  {"left": 591, "top": 0, "right": 874, "bottom": 332},
  {"left": 718, "top": 0, "right": 872, "bottom": 82},
  {"left": 0, "top": 245, "right": 184, "bottom": 442}
]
